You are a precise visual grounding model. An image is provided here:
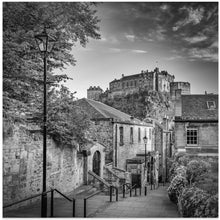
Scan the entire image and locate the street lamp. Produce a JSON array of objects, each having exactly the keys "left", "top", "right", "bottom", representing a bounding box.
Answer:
[
  {"left": 35, "top": 28, "right": 55, "bottom": 217},
  {"left": 143, "top": 136, "right": 148, "bottom": 169},
  {"left": 143, "top": 136, "right": 148, "bottom": 196}
]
